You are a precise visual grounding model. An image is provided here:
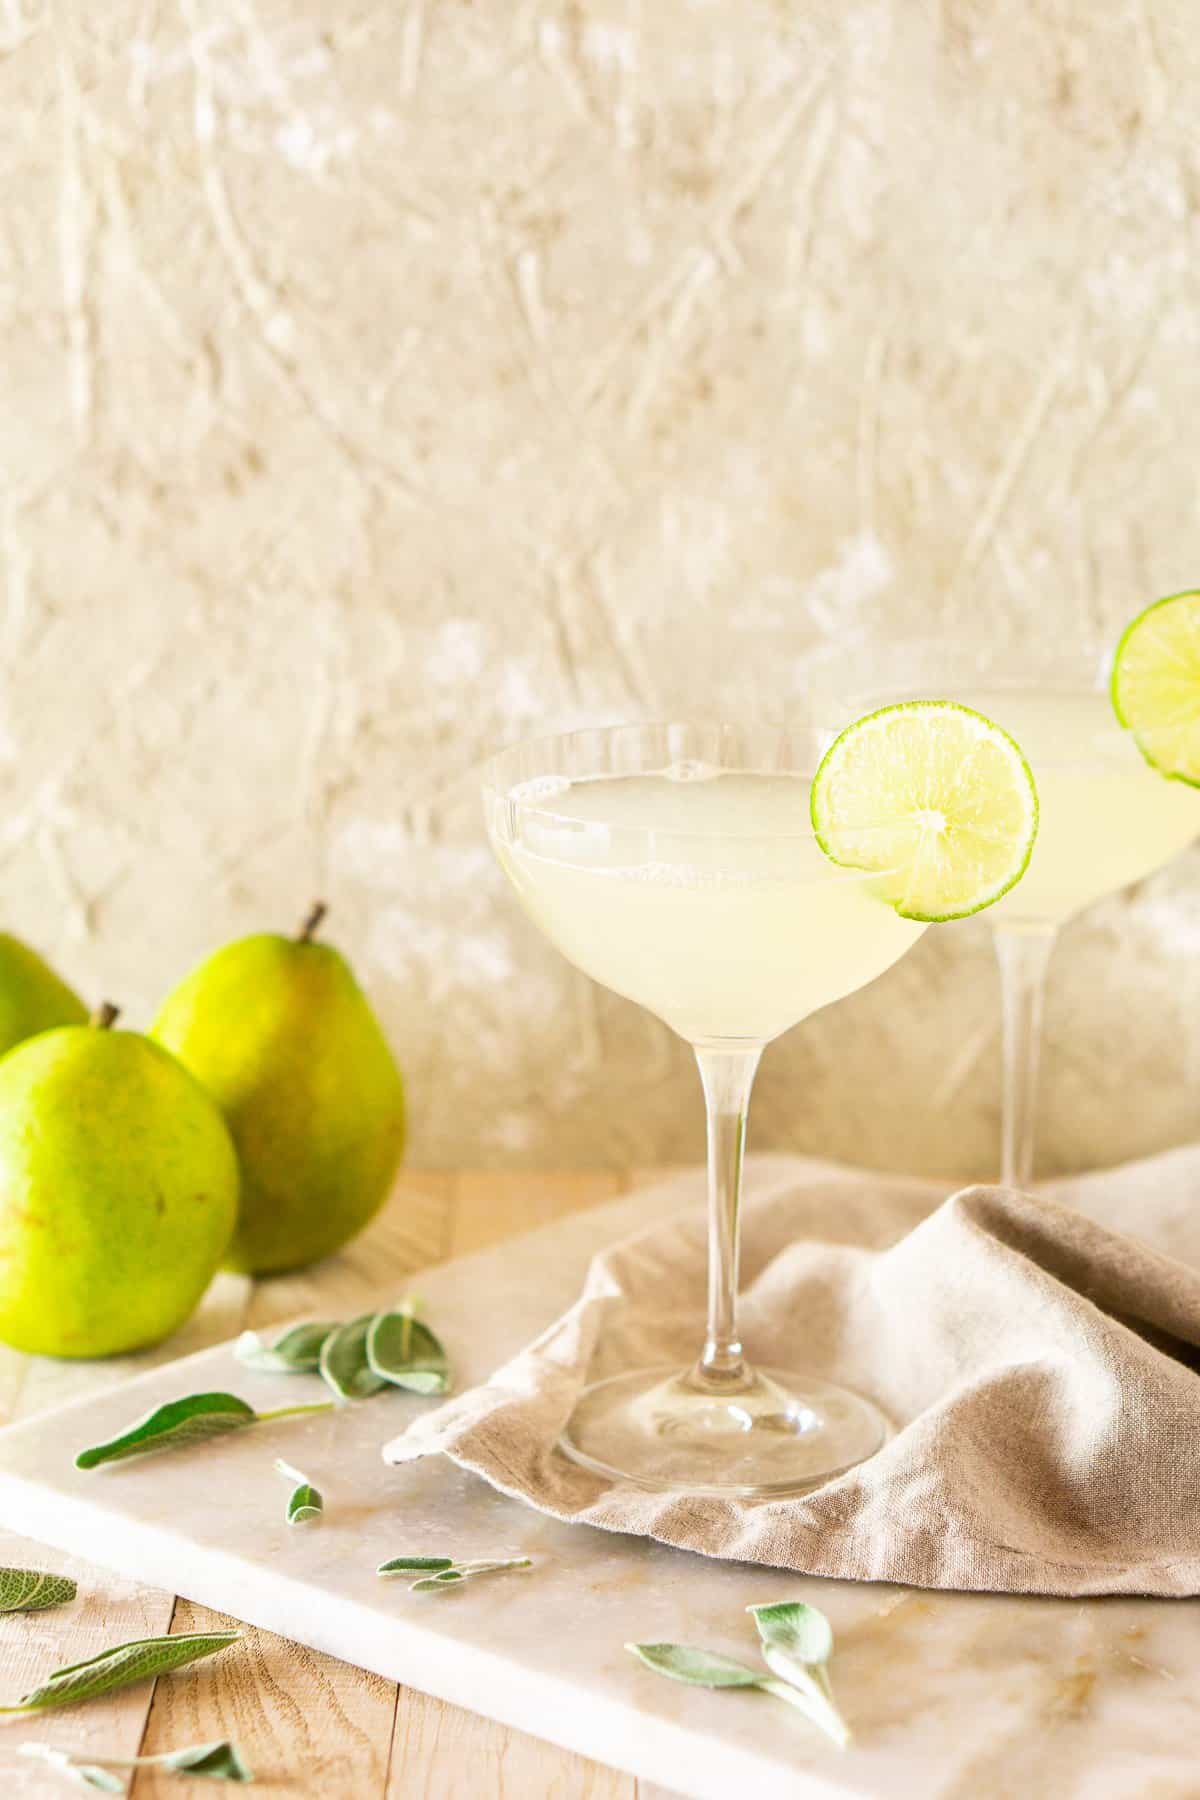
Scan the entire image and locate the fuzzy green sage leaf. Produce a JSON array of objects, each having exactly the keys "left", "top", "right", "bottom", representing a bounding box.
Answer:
[
  {"left": 21, "top": 1736, "right": 253, "bottom": 1785},
  {"left": 235, "top": 1320, "right": 335, "bottom": 1375},
  {"left": 747, "top": 1601, "right": 833, "bottom": 1667},
  {"left": 75, "top": 1394, "right": 258, "bottom": 1468},
  {"left": 0, "top": 1631, "right": 240, "bottom": 1715},
  {"left": 76, "top": 1392, "right": 335, "bottom": 1470},
  {"left": 630, "top": 1605, "right": 851, "bottom": 1750},
  {"left": 366, "top": 1305, "right": 451, "bottom": 1396},
  {"left": 318, "top": 1315, "right": 389, "bottom": 1401},
  {"left": 626, "top": 1643, "right": 766, "bottom": 1689},
  {"left": 275, "top": 1458, "right": 323, "bottom": 1524},
  {"left": 0, "top": 1567, "right": 77, "bottom": 1613},
  {"left": 377, "top": 1556, "right": 454, "bottom": 1575},
  {"left": 747, "top": 1601, "right": 849, "bottom": 1746}
]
